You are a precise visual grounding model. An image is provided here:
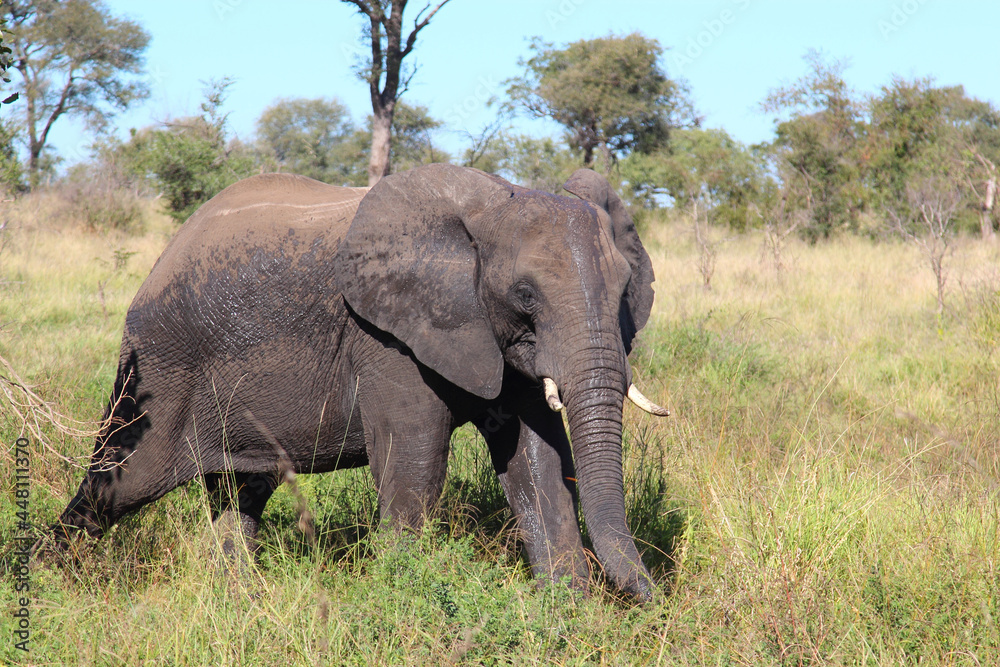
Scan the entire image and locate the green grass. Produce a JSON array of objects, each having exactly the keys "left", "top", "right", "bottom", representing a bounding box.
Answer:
[{"left": 2, "top": 200, "right": 999, "bottom": 664}]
